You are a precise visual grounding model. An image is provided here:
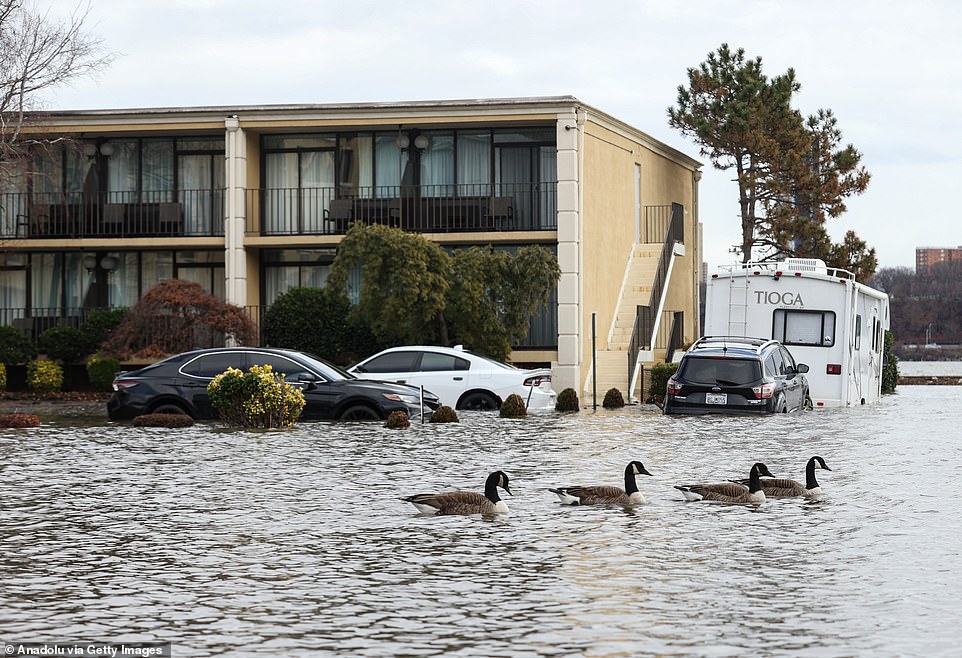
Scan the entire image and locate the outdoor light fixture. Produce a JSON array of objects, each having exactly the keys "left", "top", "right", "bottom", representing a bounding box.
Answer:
[
  {"left": 82, "top": 143, "right": 98, "bottom": 157},
  {"left": 414, "top": 135, "right": 430, "bottom": 149},
  {"left": 396, "top": 135, "right": 410, "bottom": 149},
  {"left": 100, "top": 256, "right": 117, "bottom": 271},
  {"left": 82, "top": 255, "right": 97, "bottom": 271},
  {"left": 99, "top": 143, "right": 115, "bottom": 157}
]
